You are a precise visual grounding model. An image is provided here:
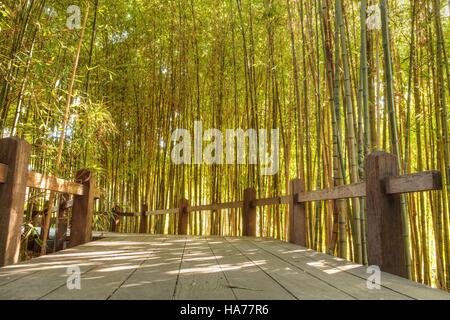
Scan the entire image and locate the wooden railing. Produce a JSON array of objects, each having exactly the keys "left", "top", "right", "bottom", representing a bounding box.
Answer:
[
  {"left": 0, "top": 137, "right": 101, "bottom": 267},
  {"left": 113, "top": 152, "right": 447, "bottom": 279},
  {"left": 1, "top": 136, "right": 447, "bottom": 278}
]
